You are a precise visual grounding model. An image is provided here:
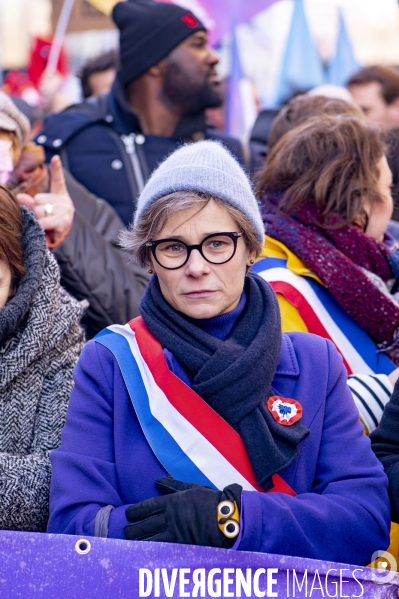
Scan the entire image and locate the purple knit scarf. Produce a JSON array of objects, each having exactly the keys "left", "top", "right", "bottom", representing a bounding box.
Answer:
[{"left": 262, "top": 196, "right": 399, "bottom": 349}]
